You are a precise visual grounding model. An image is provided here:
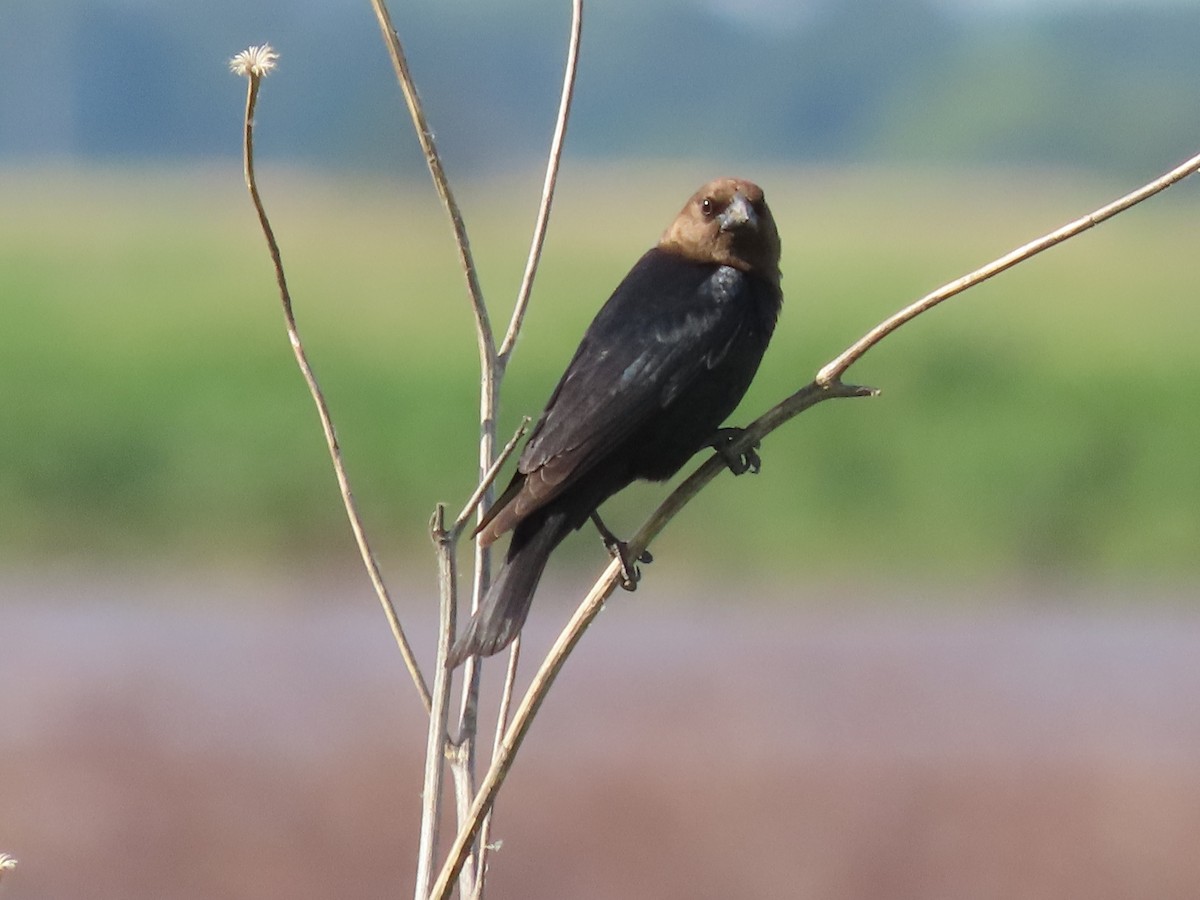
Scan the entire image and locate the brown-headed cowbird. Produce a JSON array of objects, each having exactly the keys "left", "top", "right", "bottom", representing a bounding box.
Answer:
[{"left": 447, "top": 178, "right": 783, "bottom": 667}]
